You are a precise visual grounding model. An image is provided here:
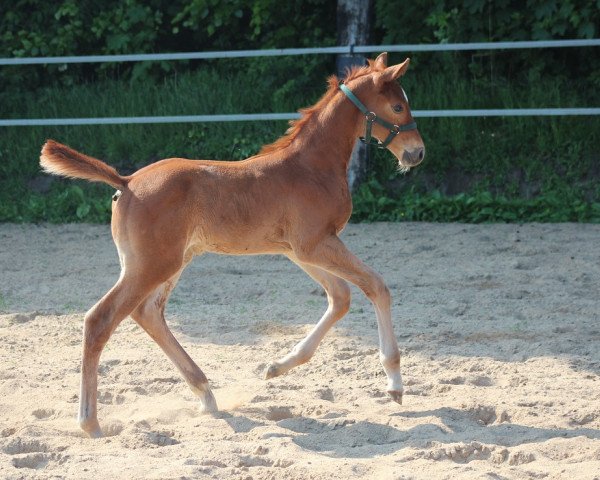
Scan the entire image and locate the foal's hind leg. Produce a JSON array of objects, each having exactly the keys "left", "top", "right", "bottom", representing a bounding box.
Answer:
[
  {"left": 79, "top": 275, "right": 161, "bottom": 437},
  {"left": 266, "top": 261, "right": 351, "bottom": 379},
  {"left": 130, "top": 269, "right": 217, "bottom": 414}
]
